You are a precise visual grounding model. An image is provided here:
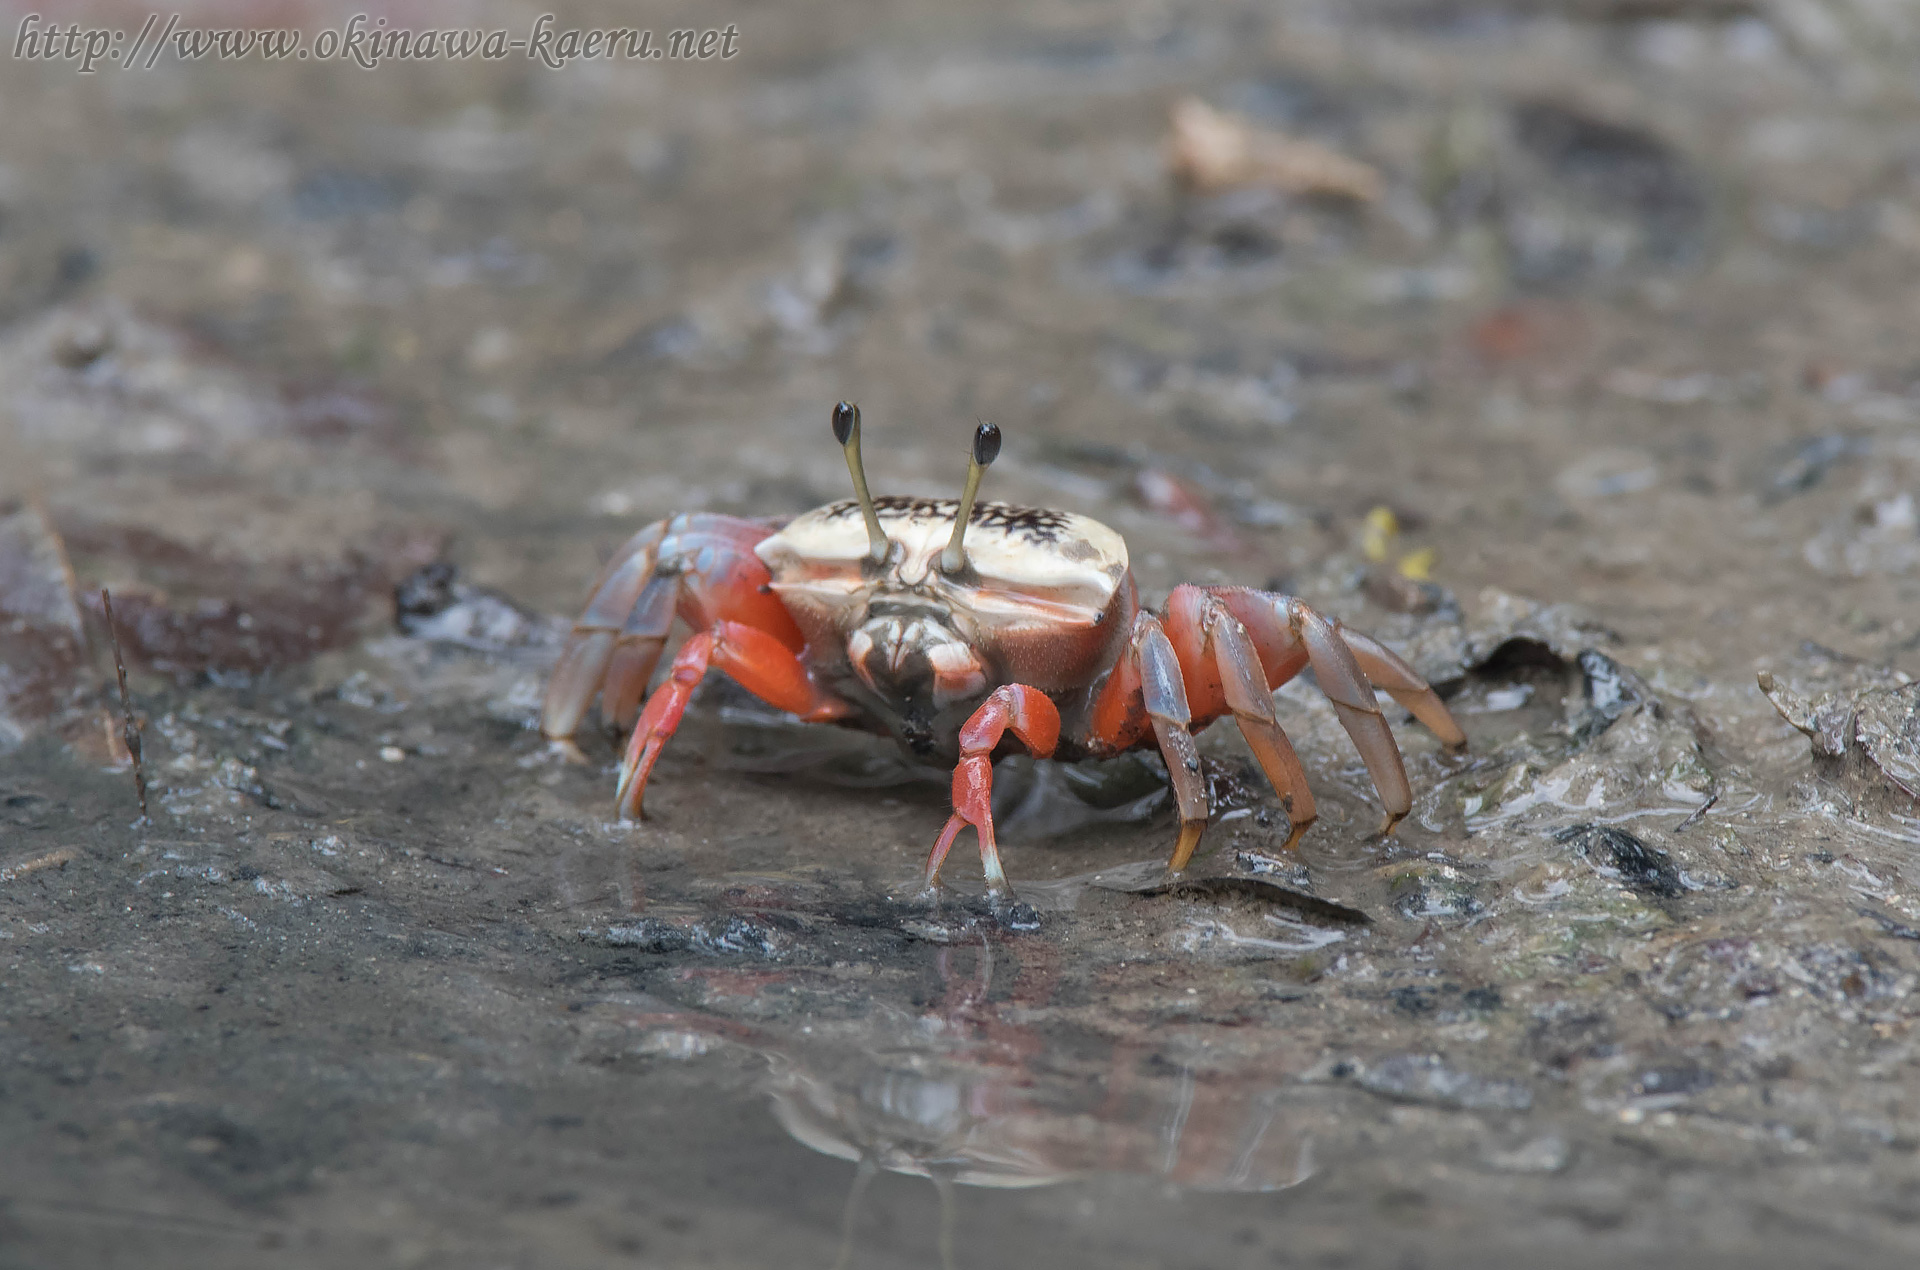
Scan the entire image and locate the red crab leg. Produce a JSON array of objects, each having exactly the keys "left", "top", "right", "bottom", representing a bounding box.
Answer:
[
  {"left": 542, "top": 513, "right": 807, "bottom": 751},
  {"left": 1204, "top": 586, "right": 1464, "bottom": 836},
  {"left": 1288, "top": 599, "right": 1412, "bottom": 834},
  {"left": 926, "top": 685, "right": 1061, "bottom": 895},
  {"left": 1332, "top": 627, "right": 1467, "bottom": 749},
  {"left": 616, "top": 620, "right": 842, "bottom": 819},
  {"left": 1164, "top": 587, "right": 1318, "bottom": 852},
  {"left": 601, "top": 574, "right": 677, "bottom": 731},
  {"left": 1086, "top": 613, "right": 1211, "bottom": 873},
  {"left": 542, "top": 520, "right": 668, "bottom": 747},
  {"left": 1202, "top": 586, "right": 1462, "bottom": 749}
]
